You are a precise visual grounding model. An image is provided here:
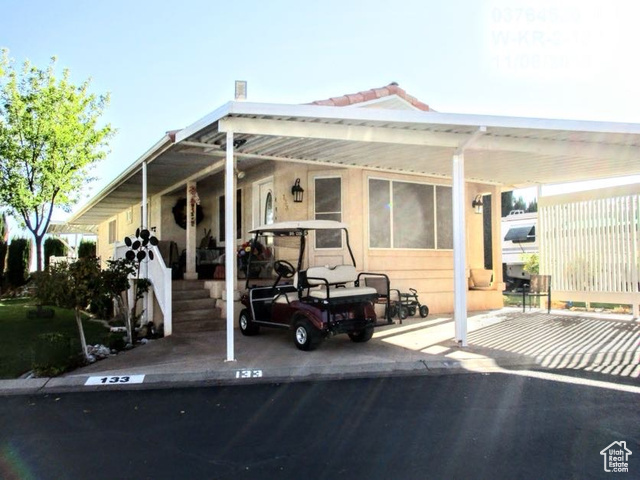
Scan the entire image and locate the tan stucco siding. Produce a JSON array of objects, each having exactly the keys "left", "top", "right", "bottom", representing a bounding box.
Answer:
[{"left": 93, "top": 158, "right": 503, "bottom": 314}]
